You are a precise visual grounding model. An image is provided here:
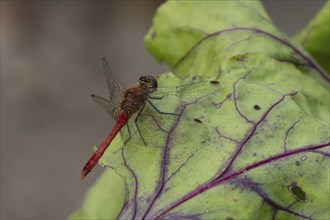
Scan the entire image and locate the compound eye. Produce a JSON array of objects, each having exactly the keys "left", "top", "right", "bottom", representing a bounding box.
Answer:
[
  {"left": 138, "top": 76, "right": 157, "bottom": 89},
  {"left": 149, "top": 78, "right": 157, "bottom": 89},
  {"left": 138, "top": 76, "right": 146, "bottom": 84}
]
